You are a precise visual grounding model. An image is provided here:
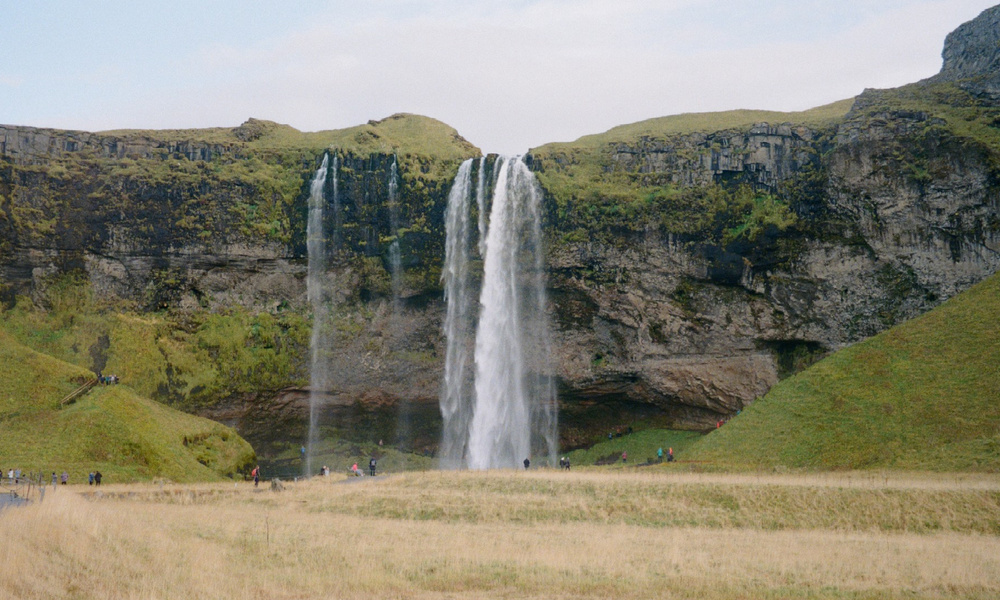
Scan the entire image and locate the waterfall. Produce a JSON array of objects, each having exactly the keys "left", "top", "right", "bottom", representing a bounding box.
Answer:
[
  {"left": 466, "top": 156, "right": 557, "bottom": 470},
  {"left": 438, "top": 159, "right": 475, "bottom": 468},
  {"left": 476, "top": 156, "right": 487, "bottom": 256},
  {"left": 388, "top": 156, "right": 402, "bottom": 306},
  {"left": 305, "top": 152, "right": 331, "bottom": 477}
]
